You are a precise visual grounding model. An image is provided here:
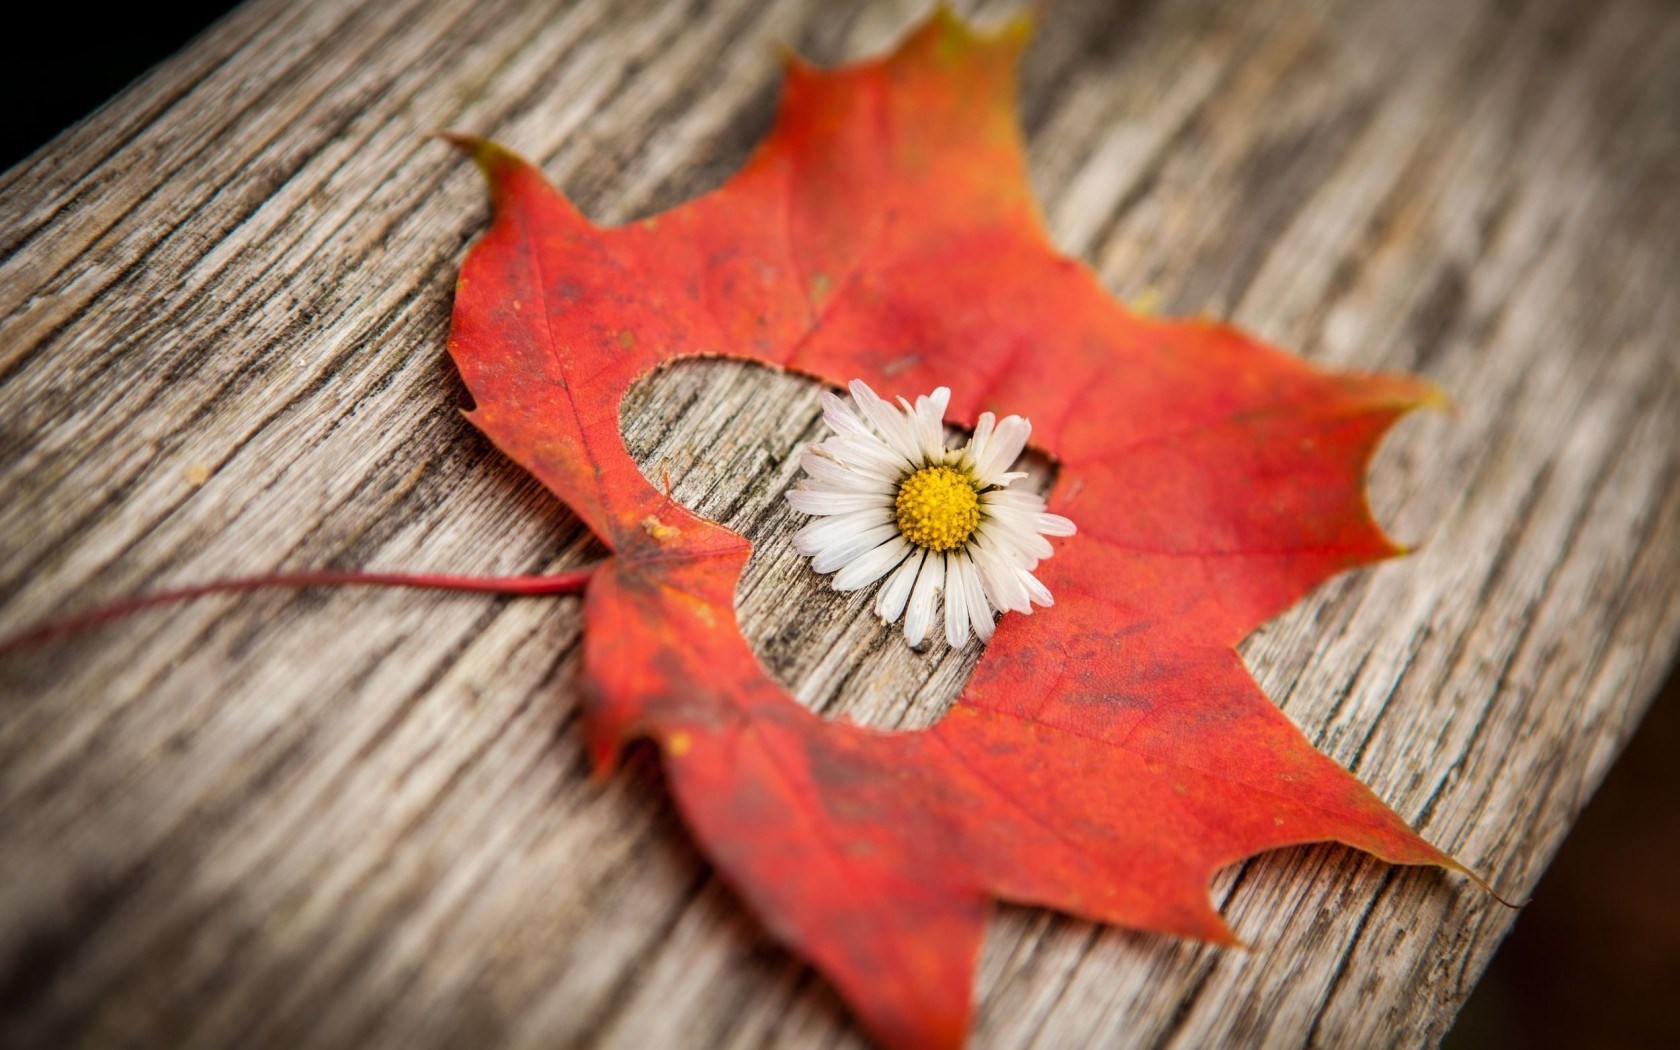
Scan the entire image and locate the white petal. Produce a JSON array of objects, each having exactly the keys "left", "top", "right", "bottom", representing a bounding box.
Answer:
[
  {"left": 944, "top": 552, "right": 971, "bottom": 647},
  {"left": 833, "top": 538, "right": 911, "bottom": 591},
  {"left": 799, "top": 448, "right": 897, "bottom": 488},
  {"left": 971, "top": 540, "right": 1031, "bottom": 613},
  {"left": 1020, "top": 568, "right": 1054, "bottom": 607},
  {"left": 786, "top": 489, "right": 892, "bottom": 515},
  {"left": 819, "top": 432, "right": 909, "bottom": 477},
  {"left": 876, "top": 549, "right": 926, "bottom": 624},
  {"left": 962, "top": 412, "right": 996, "bottom": 473},
  {"left": 974, "top": 415, "right": 1031, "bottom": 483},
  {"left": 812, "top": 451, "right": 904, "bottom": 490},
  {"left": 975, "top": 514, "right": 1054, "bottom": 563},
  {"left": 823, "top": 428, "right": 907, "bottom": 463},
  {"left": 912, "top": 387, "right": 951, "bottom": 461},
  {"left": 1037, "top": 512, "right": 1077, "bottom": 537},
  {"left": 817, "top": 425, "right": 912, "bottom": 482},
  {"left": 960, "top": 553, "right": 997, "bottom": 641},
  {"left": 811, "top": 522, "right": 902, "bottom": 574},
  {"left": 794, "top": 508, "right": 893, "bottom": 556},
  {"left": 849, "top": 380, "right": 925, "bottom": 465},
  {"left": 903, "top": 551, "right": 945, "bottom": 647},
  {"left": 820, "top": 391, "right": 870, "bottom": 437},
  {"left": 983, "top": 502, "right": 1059, "bottom": 540},
  {"left": 981, "top": 488, "right": 1049, "bottom": 509}
]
